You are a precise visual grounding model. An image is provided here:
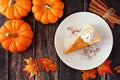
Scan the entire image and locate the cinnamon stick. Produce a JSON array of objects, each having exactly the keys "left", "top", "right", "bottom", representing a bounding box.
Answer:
[
  {"left": 101, "top": 0, "right": 107, "bottom": 5},
  {"left": 89, "top": 0, "right": 120, "bottom": 28},
  {"left": 89, "top": 3, "right": 115, "bottom": 28},
  {"left": 110, "top": 14, "right": 120, "bottom": 24},
  {"left": 107, "top": 19, "right": 115, "bottom": 28},
  {"left": 89, "top": 6, "right": 114, "bottom": 28},
  {"left": 97, "top": 0, "right": 109, "bottom": 10},
  {"left": 89, "top": 4, "right": 104, "bottom": 15},
  {"left": 91, "top": 0, "right": 108, "bottom": 12},
  {"left": 90, "top": 3, "right": 120, "bottom": 24}
]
